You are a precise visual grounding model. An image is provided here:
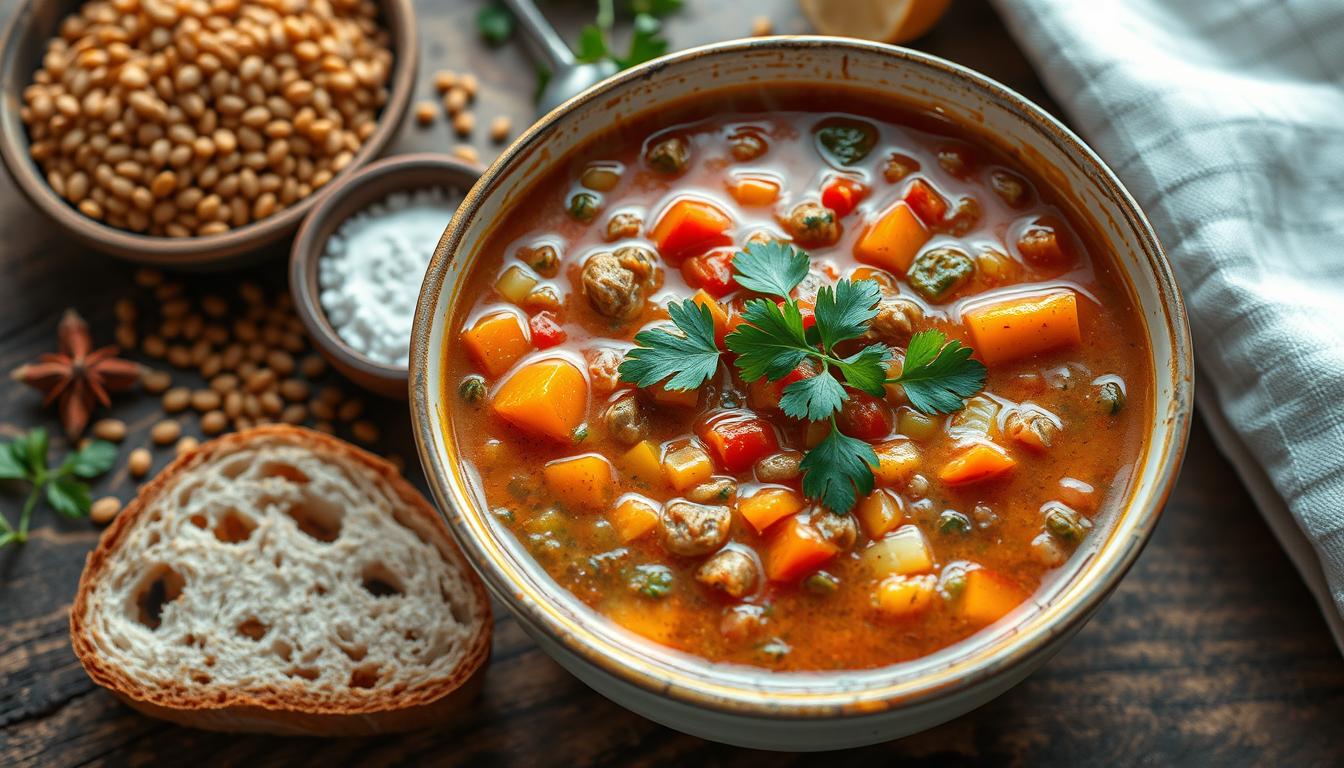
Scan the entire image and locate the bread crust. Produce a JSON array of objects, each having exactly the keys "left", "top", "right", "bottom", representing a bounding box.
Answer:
[{"left": 70, "top": 425, "right": 492, "bottom": 736}]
